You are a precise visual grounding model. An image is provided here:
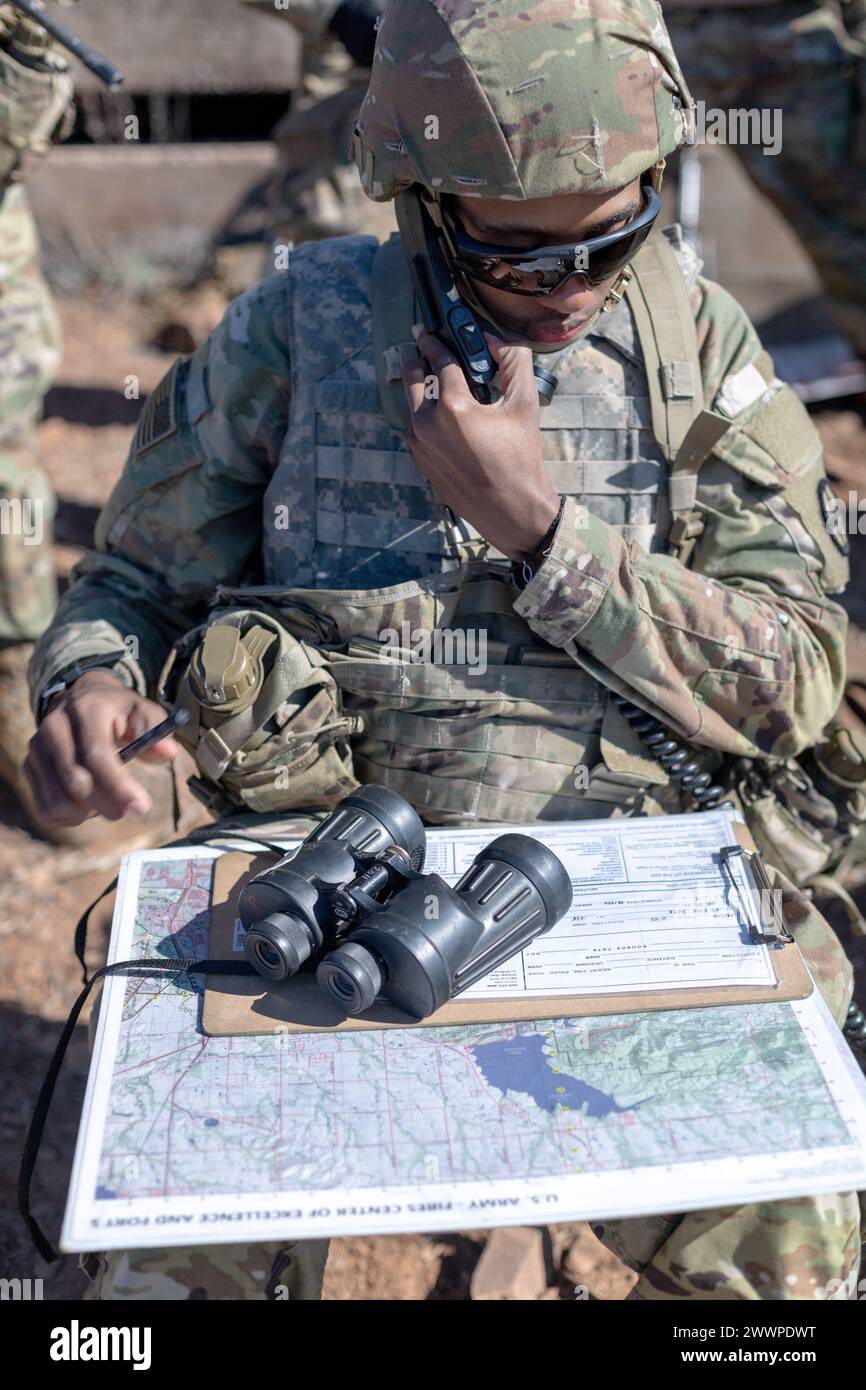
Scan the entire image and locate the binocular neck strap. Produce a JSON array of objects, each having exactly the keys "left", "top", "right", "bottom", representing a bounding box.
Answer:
[
  {"left": 24, "top": 829, "right": 288, "bottom": 1265},
  {"left": 19, "top": 955, "right": 258, "bottom": 1264}
]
